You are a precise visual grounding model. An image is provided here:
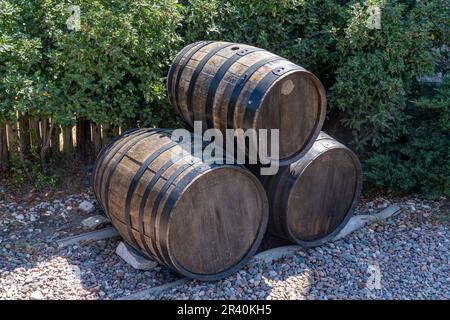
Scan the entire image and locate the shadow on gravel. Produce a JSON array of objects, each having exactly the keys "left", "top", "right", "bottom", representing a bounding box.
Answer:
[{"left": 0, "top": 196, "right": 179, "bottom": 300}]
